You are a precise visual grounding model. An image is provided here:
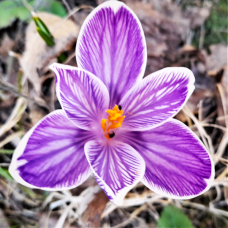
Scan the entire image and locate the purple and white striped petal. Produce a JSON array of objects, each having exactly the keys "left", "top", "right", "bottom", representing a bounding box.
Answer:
[
  {"left": 118, "top": 119, "right": 214, "bottom": 199},
  {"left": 9, "top": 110, "right": 93, "bottom": 190},
  {"left": 76, "top": 1, "right": 147, "bottom": 107},
  {"left": 50, "top": 63, "right": 109, "bottom": 131},
  {"left": 120, "top": 67, "right": 195, "bottom": 131},
  {"left": 84, "top": 140, "right": 145, "bottom": 205}
]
